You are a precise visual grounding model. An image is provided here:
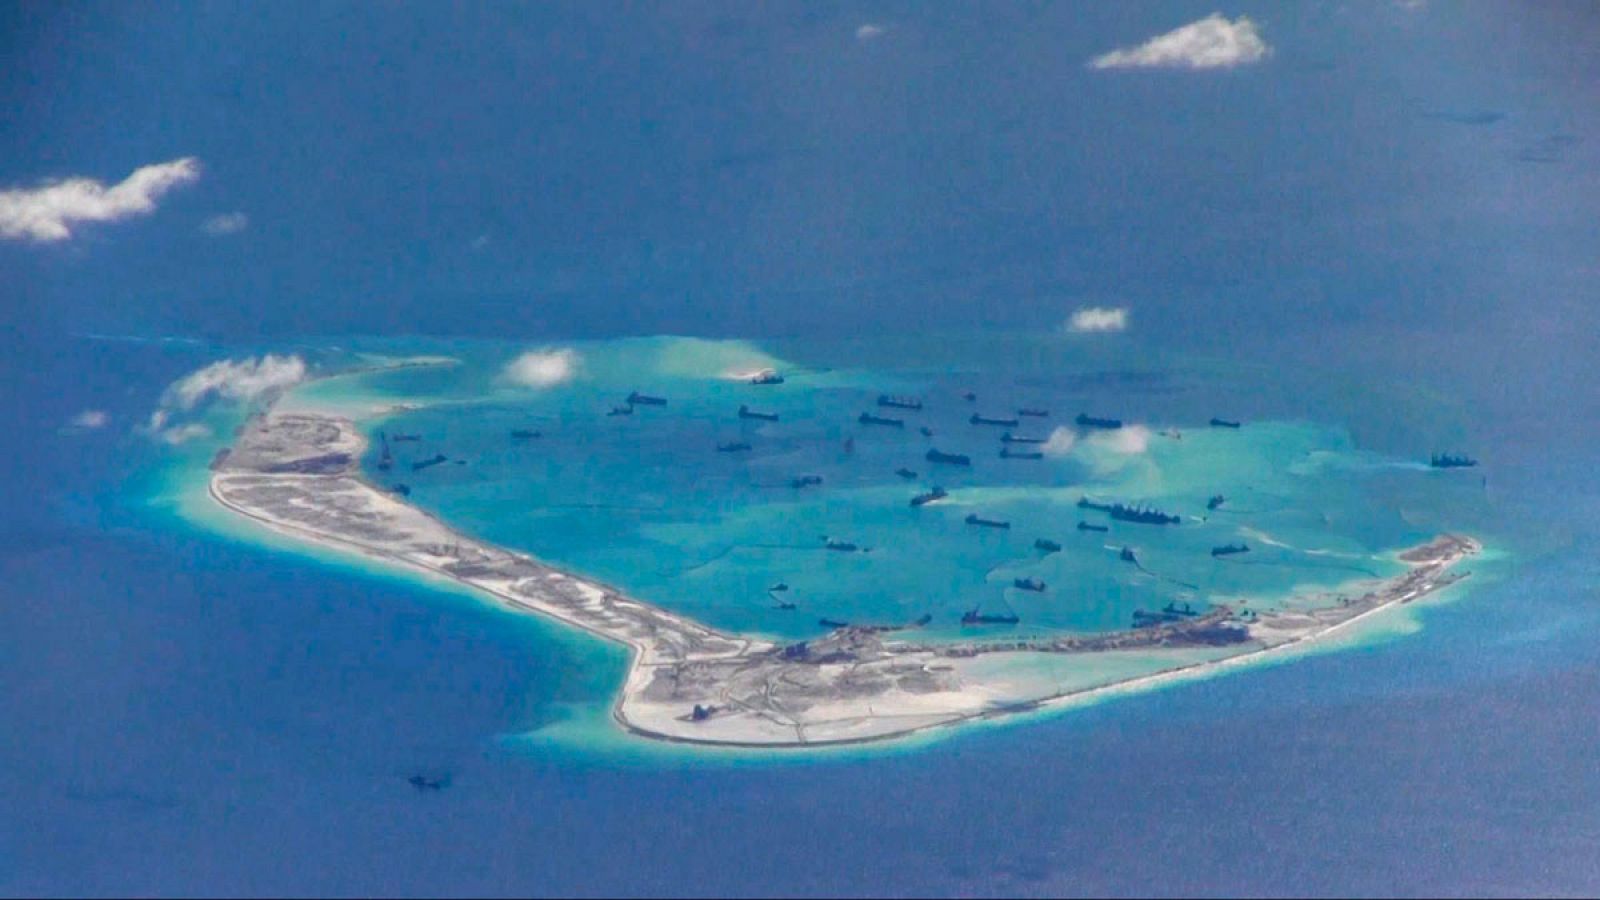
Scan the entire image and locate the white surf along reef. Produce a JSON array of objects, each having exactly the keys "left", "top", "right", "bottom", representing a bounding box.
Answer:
[{"left": 207, "top": 366, "right": 1480, "bottom": 748}]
